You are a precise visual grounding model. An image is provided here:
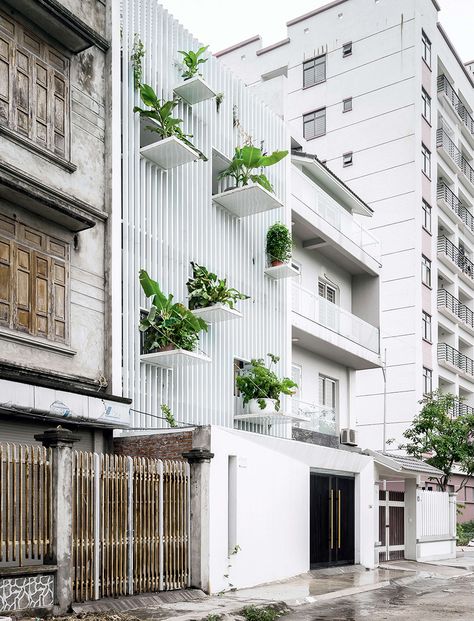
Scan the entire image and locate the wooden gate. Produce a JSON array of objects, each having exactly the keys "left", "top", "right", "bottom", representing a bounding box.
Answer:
[
  {"left": 378, "top": 490, "right": 405, "bottom": 561},
  {"left": 72, "top": 452, "right": 190, "bottom": 602}
]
